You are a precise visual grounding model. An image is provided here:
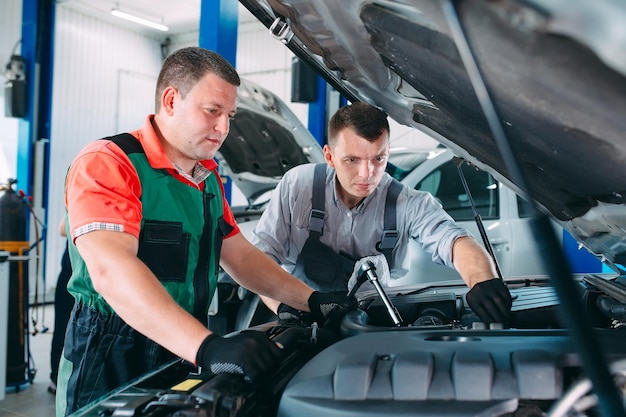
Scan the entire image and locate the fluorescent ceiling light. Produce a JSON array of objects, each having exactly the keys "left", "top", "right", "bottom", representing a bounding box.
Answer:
[{"left": 111, "top": 9, "right": 169, "bottom": 32}]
